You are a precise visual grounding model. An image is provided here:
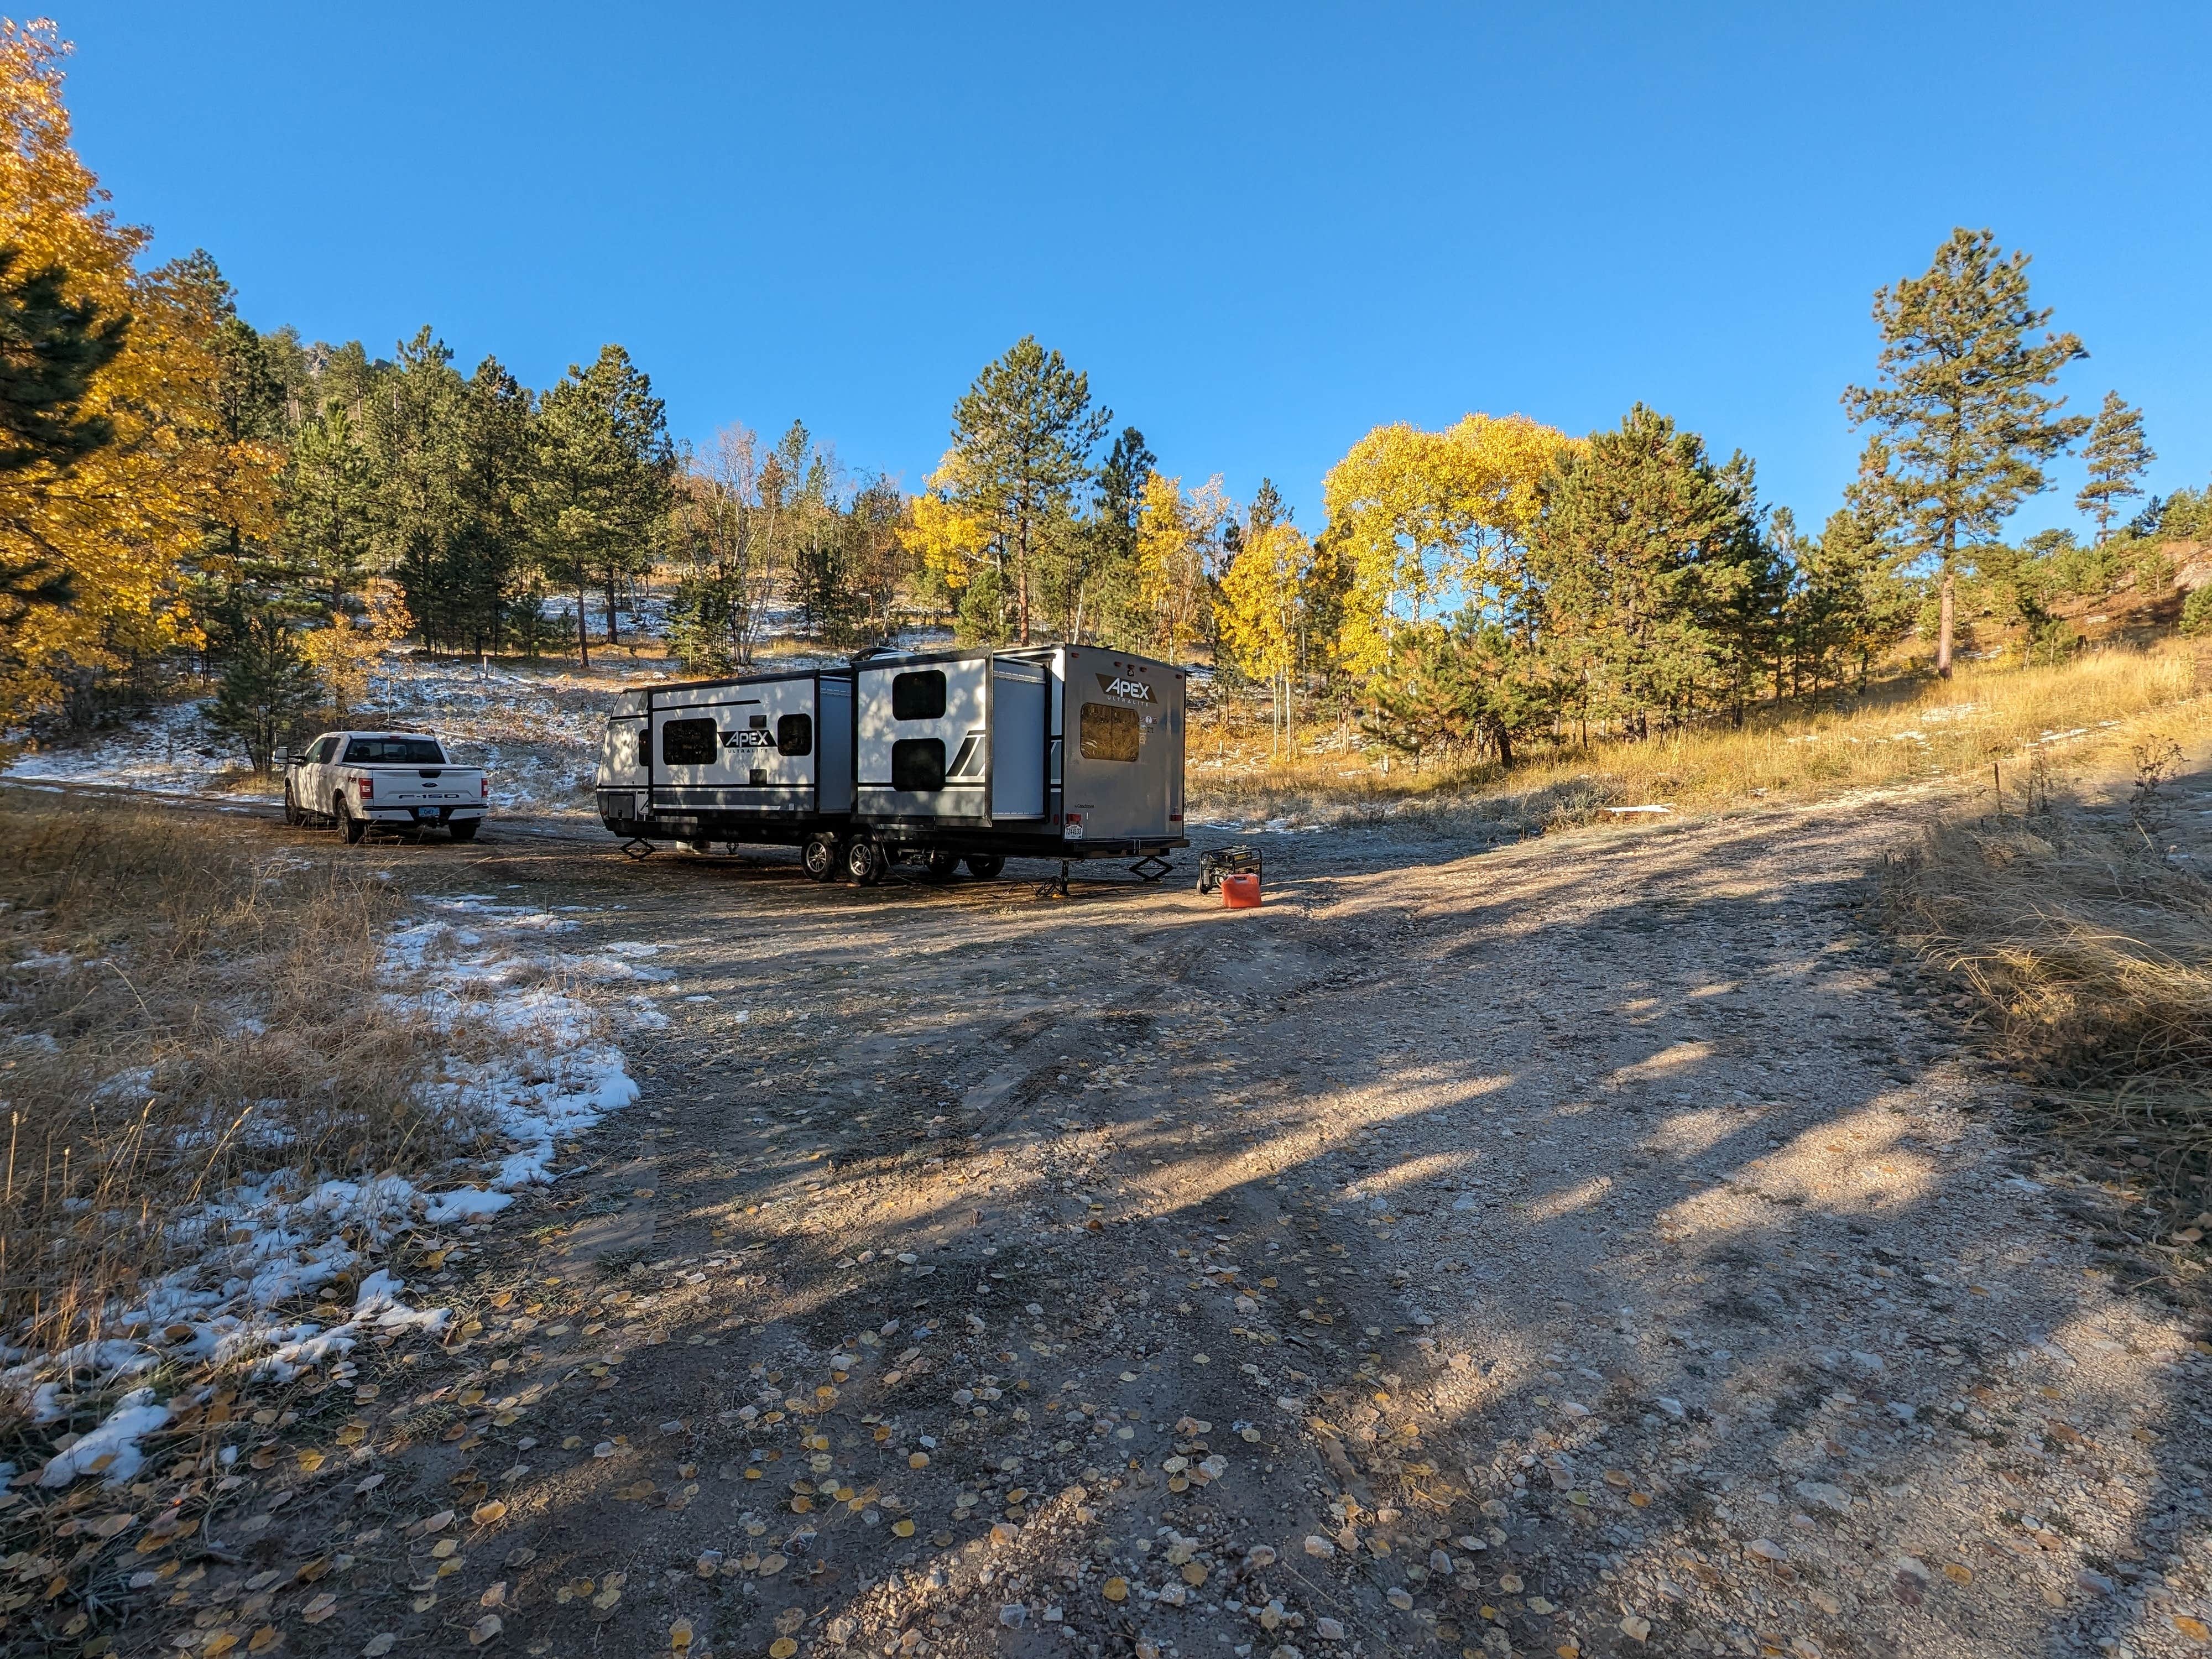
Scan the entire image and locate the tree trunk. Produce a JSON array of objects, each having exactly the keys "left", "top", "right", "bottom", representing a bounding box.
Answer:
[
  {"left": 575, "top": 585, "right": 591, "bottom": 670},
  {"left": 604, "top": 570, "right": 622, "bottom": 645},
  {"left": 1936, "top": 568, "right": 1955, "bottom": 678}
]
